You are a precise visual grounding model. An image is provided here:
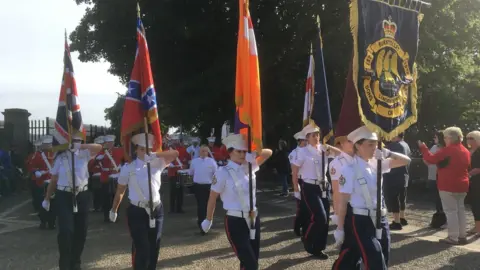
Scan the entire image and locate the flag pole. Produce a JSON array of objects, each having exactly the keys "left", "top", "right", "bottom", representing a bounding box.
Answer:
[
  {"left": 247, "top": 125, "right": 255, "bottom": 238},
  {"left": 143, "top": 116, "right": 156, "bottom": 228}
]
